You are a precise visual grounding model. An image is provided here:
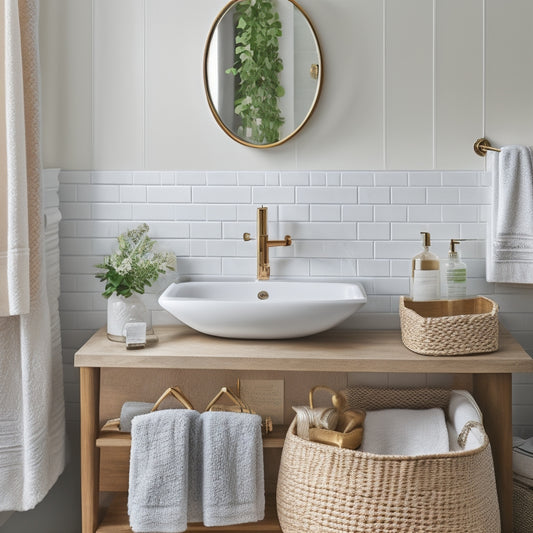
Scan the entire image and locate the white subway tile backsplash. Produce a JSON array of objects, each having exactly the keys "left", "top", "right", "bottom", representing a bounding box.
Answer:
[
  {"left": 160, "top": 172, "right": 175, "bottom": 185},
  {"left": 265, "top": 172, "right": 280, "bottom": 186},
  {"left": 442, "top": 172, "right": 479, "bottom": 187},
  {"left": 297, "top": 187, "right": 357, "bottom": 204},
  {"left": 391, "top": 187, "right": 426, "bottom": 204},
  {"left": 238, "top": 172, "right": 265, "bottom": 186},
  {"left": 92, "top": 203, "right": 132, "bottom": 220},
  {"left": 358, "top": 259, "right": 390, "bottom": 277},
  {"left": 206, "top": 205, "right": 237, "bottom": 221},
  {"left": 310, "top": 172, "right": 327, "bottom": 186},
  {"left": 190, "top": 222, "right": 222, "bottom": 239},
  {"left": 358, "top": 223, "right": 390, "bottom": 240},
  {"left": 147, "top": 186, "right": 191, "bottom": 203},
  {"left": 91, "top": 171, "right": 132, "bottom": 184},
  {"left": 375, "top": 172, "right": 408, "bottom": 186},
  {"left": 207, "top": 172, "right": 238, "bottom": 185},
  {"left": 175, "top": 205, "right": 207, "bottom": 221},
  {"left": 374, "top": 205, "right": 407, "bottom": 222},
  {"left": 58, "top": 169, "right": 533, "bottom": 435},
  {"left": 408, "top": 205, "right": 442, "bottom": 222},
  {"left": 408, "top": 172, "right": 442, "bottom": 187},
  {"left": 120, "top": 185, "right": 146, "bottom": 203},
  {"left": 193, "top": 186, "right": 251, "bottom": 203},
  {"left": 60, "top": 170, "right": 91, "bottom": 184},
  {"left": 59, "top": 184, "right": 76, "bottom": 202},
  {"left": 310, "top": 205, "right": 341, "bottom": 221},
  {"left": 253, "top": 187, "right": 295, "bottom": 204},
  {"left": 427, "top": 187, "right": 459, "bottom": 204},
  {"left": 342, "top": 205, "right": 373, "bottom": 222},
  {"left": 326, "top": 173, "right": 341, "bottom": 186},
  {"left": 133, "top": 172, "right": 161, "bottom": 185},
  {"left": 61, "top": 203, "right": 92, "bottom": 220},
  {"left": 310, "top": 258, "right": 342, "bottom": 276},
  {"left": 358, "top": 187, "right": 389, "bottom": 204},
  {"left": 459, "top": 187, "right": 489, "bottom": 204},
  {"left": 280, "top": 172, "right": 309, "bottom": 186},
  {"left": 175, "top": 172, "right": 206, "bottom": 185},
  {"left": 279, "top": 205, "right": 310, "bottom": 221},
  {"left": 341, "top": 172, "right": 373, "bottom": 186},
  {"left": 441, "top": 205, "right": 478, "bottom": 222}
]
